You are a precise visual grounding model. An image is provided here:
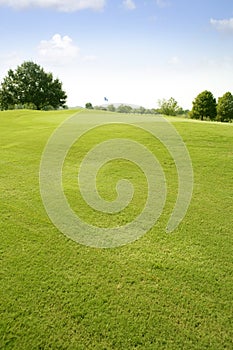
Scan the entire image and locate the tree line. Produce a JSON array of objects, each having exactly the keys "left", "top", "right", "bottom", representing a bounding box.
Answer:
[
  {"left": 91, "top": 91, "right": 233, "bottom": 122},
  {"left": 0, "top": 61, "right": 232, "bottom": 122},
  {"left": 89, "top": 103, "right": 159, "bottom": 115},
  {"left": 90, "top": 97, "right": 189, "bottom": 115},
  {"left": 190, "top": 90, "right": 233, "bottom": 123}
]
